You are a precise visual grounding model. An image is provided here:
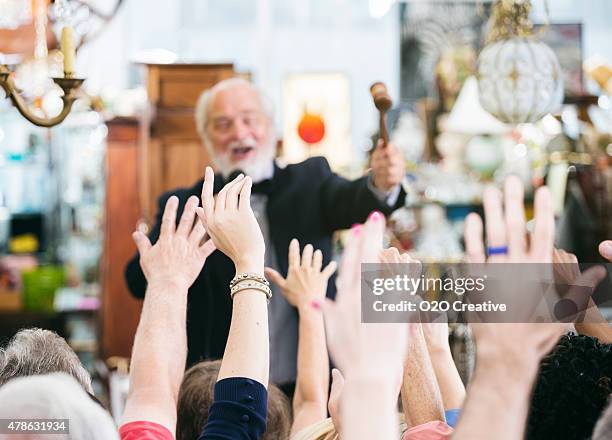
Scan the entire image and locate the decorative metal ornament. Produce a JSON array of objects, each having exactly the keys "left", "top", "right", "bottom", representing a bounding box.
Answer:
[{"left": 477, "top": 0, "right": 564, "bottom": 124}]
